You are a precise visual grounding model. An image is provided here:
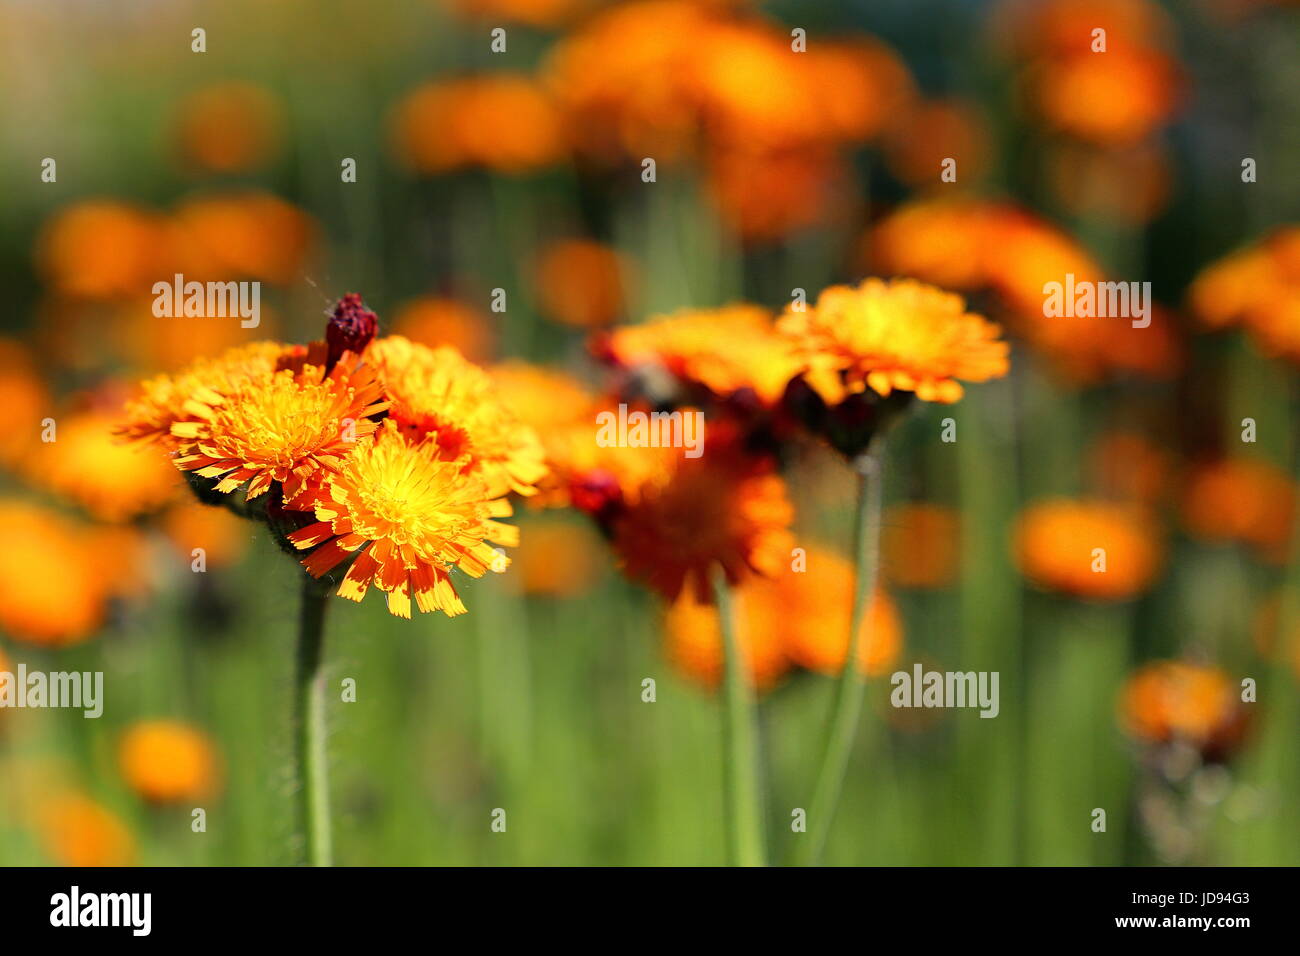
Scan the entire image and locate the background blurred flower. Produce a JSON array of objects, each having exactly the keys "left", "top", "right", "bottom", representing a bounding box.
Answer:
[
  {"left": 35, "top": 201, "right": 166, "bottom": 300},
  {"left": 780, "top": 547, "right": 903, "bottom": 676},
  {"left": 534, "top": 239, "right": 632, "bottom": 328},
  {"left": 665, "top": 583, "right": 791, "bottom": 690},
  {"left": 27, "top": 401, "right": 181, "bottom": 522},
  {"left": 36, "top": 793, "right": 135, "bottom": 867},
  {"left": 0, "top": 500, "right": 113, "bottom": 646},
  {"left": 172, "top": 82, "right": 283, "bottom": 175},
  {"left": 1181, "top": 458, "right": 1296, "bottom": 563},
  {"left": 1014, "top": 498, "right": 1163, "bottom": 600},
  {"left": 1121, "top": 660, "right": 1249, "bottom": 761},
  {"left": 513, "top": 517, "right": 602, "bottom": 597},
  {"left": 391, "top": 296, "right": 496, "bottom": 362},
  {"left": 169, "top": 192, "right": 315, "bottom": 284},
  {"left": 391, "top": 75, "right": 565, "bottom": 175},
  {"left": 119, "top": 720, "right": 221, "bottom": 804}
]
